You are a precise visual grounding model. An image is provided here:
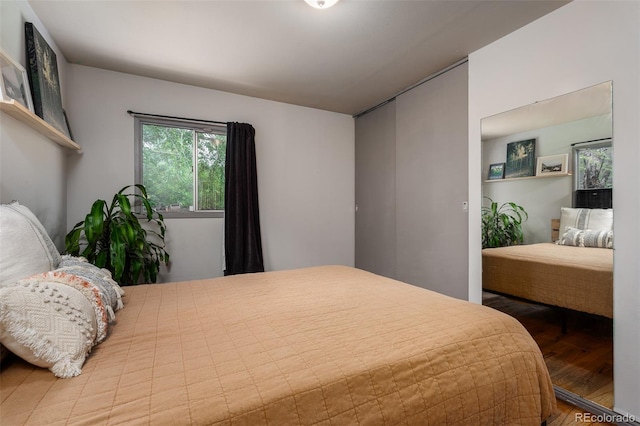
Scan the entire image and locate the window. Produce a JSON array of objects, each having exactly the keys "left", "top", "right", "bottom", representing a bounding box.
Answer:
[
  {"left": 135, "top": 117, "right": 226, "bottom": 217},
  {"left": 574, "top": 141, "right": 612, "bottom": 190}
]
